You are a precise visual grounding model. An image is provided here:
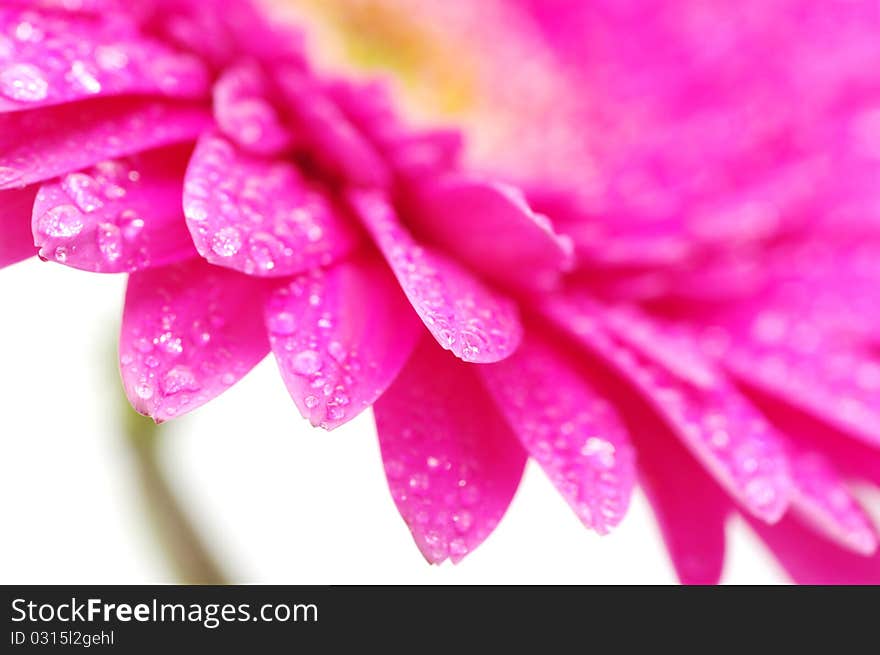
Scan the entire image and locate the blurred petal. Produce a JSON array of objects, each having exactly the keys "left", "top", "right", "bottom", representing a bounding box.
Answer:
[
  {"left": 183, "top": 131, "right": 357, "bottom": 277},
  {"left": 326, "top": 78, "right": 463, "bottom": 177},
  {"left": 0, "top": 6, "right": 209, "bottom": 113},
  {"left": 350, "top": 189, "right": 522, "bottom": 363},
  {"left": 595, "top": 302, "right": 721, "bottom": 390},
  {"left": 374, "top": 336, "right": 527, "bottom": 564},
  {"left": 265, "top": 249, "right": 422, "bottom": 429},
  {"left": 120, "top": 258, "right": 270, "bottom": 421},
  {"left": 408, "top": 176, "right": 574, "bottom": 291},
  {"left": 32, "top": 144, "right": 196, "bottom": 272},
  {"left": 748, "top": 513, "right": 880, "bottom": 585},
  {"left": 544, "top": 294, "right": 792, "bottom": 523},
  {"left": 277, "top": 67, "right": 389, "bottom": 187},
  {"left": 637, "top": 411, "right": 730, "bottom": 585},
  {"left": 478, "top": 330, "right": 635, "bottom": 533},
  {"left": 0, "top": 96, "right": 210, "bottom": 189},
  {"left": 213, "top": 61, "right": 291, "bottom": 156},
  {"left": 0, "top": 186, "right": 37, "bottom": 267},
  {"left": 787, "top": 448, "right": 878, "bottom": 556}
]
